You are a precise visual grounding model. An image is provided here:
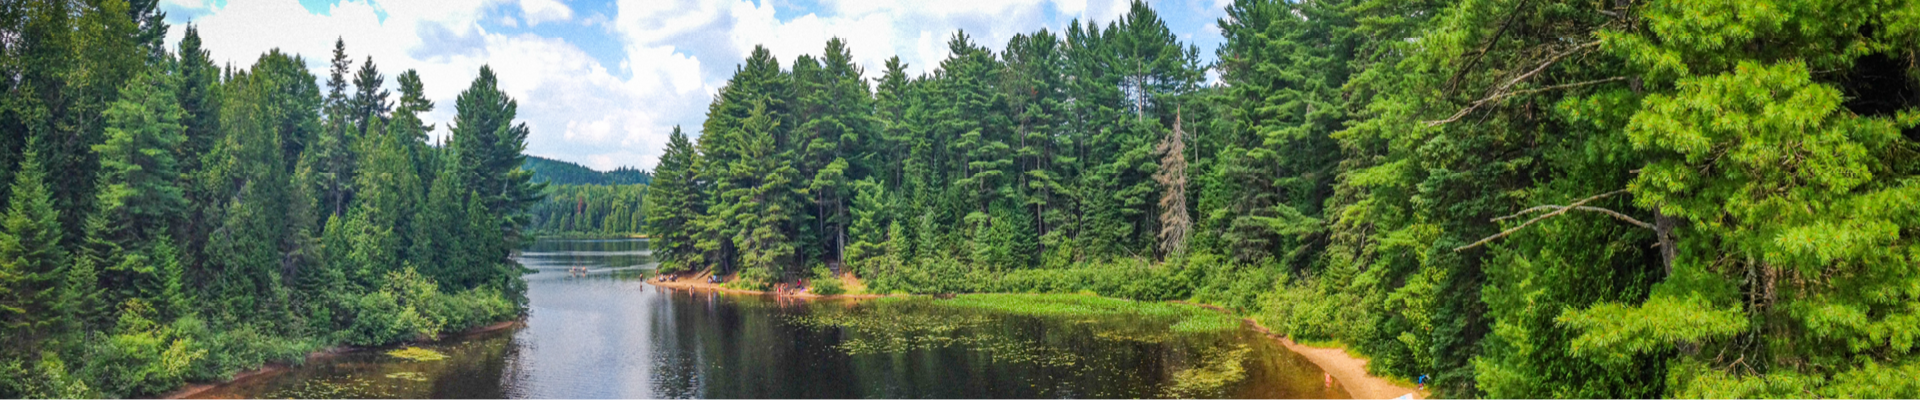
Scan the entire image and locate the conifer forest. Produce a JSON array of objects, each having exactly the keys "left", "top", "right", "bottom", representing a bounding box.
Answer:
[
  {"left": 1, "top": 1, "right": 533, "bottom": 396},
  {"left": 7, "top": 0, "right": 1920, "bottom": 398}
]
